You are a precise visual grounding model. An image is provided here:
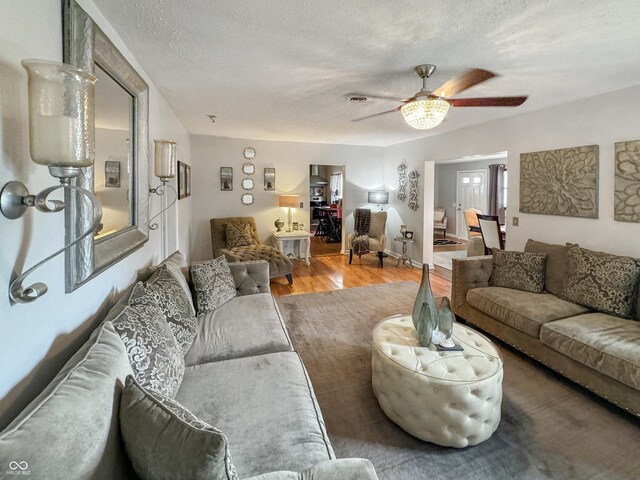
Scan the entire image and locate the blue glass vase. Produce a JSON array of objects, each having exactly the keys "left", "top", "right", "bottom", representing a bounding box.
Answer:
[{"left": 412, "top": 263, "right": 438, "bottom": 331}]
